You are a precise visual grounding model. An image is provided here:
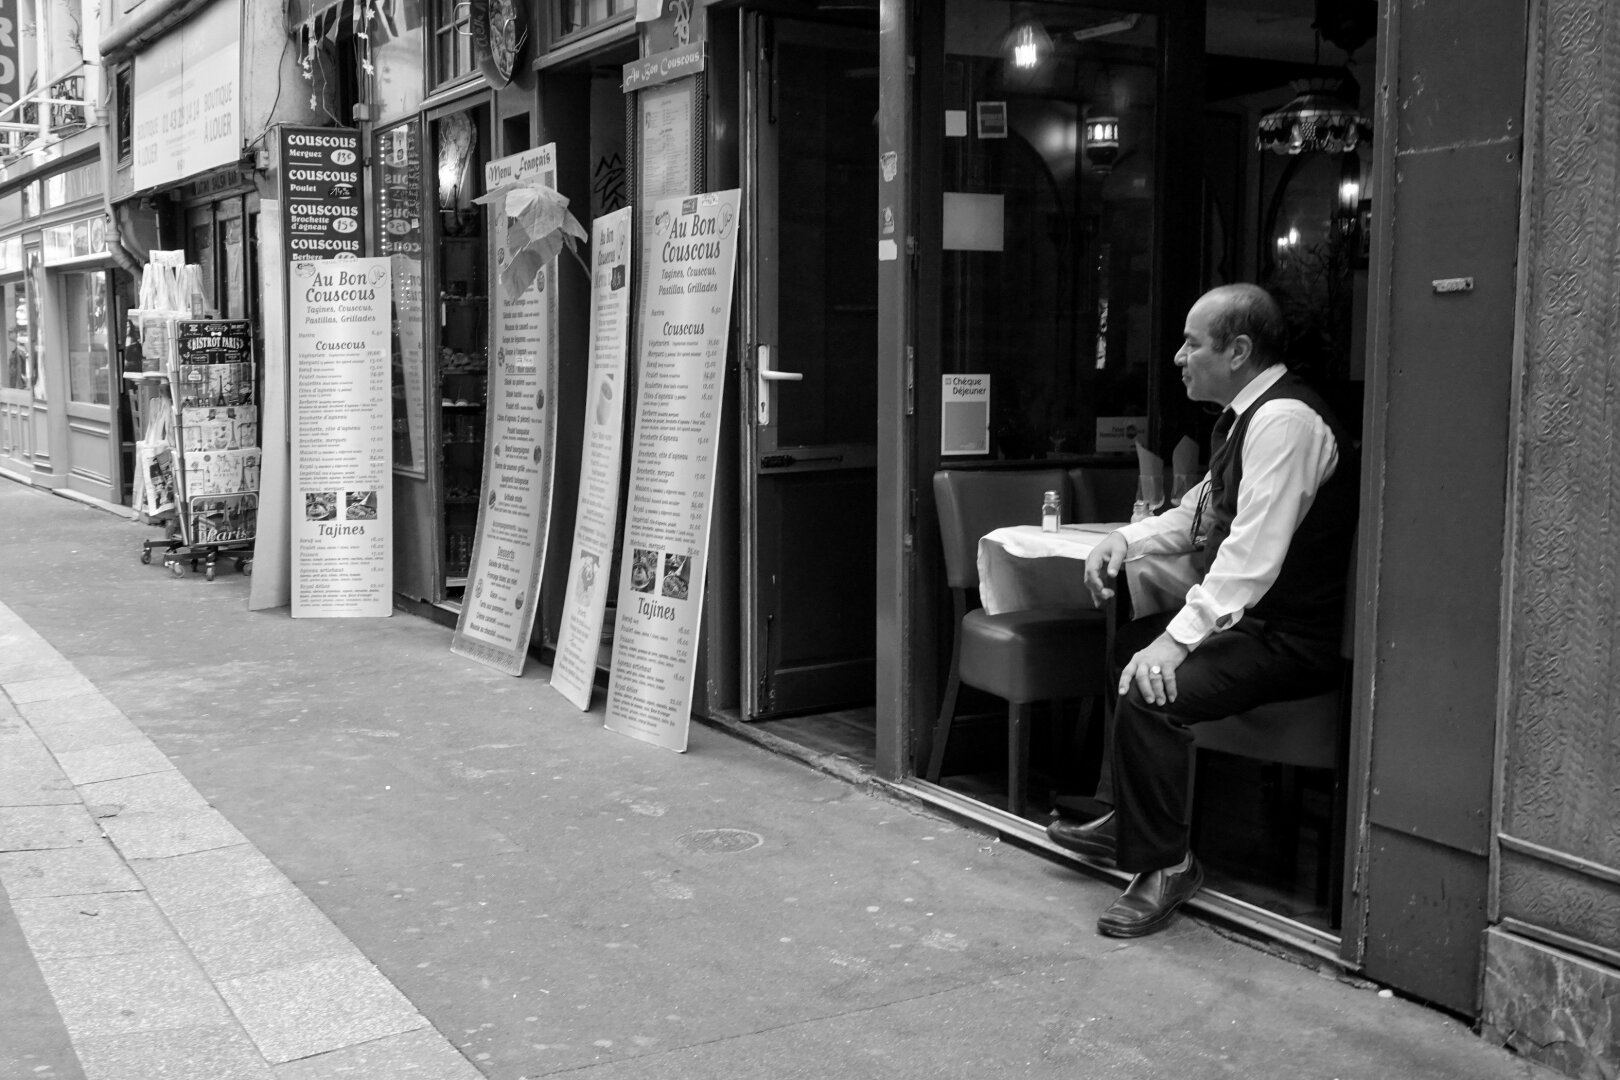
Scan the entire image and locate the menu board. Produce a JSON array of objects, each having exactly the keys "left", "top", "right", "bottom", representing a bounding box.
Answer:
[
  {"left": 289, "top": 258, "right": 394, "bottom": 618},
  {"left": 550, "top": 207, "right": 634, "bottom": 709},
  {"left": 604, "top": 190, "right": 741, "bottom": 752},
  {"left": 280, "top": 126, "right": 364, "bottom": 260},
  {"left": 636, "top": 82, "right": 693, "bottom": 286},
  {"left": 449, "top": 145, "right": 561, "bottom": 675}
]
